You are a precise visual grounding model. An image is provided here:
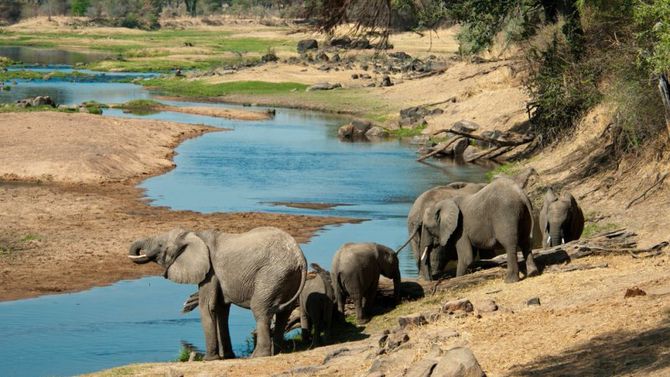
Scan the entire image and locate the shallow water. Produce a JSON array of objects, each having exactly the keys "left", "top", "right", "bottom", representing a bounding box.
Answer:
[{"left": 0, "top": 63, "right": 487, "bottom": 376}]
